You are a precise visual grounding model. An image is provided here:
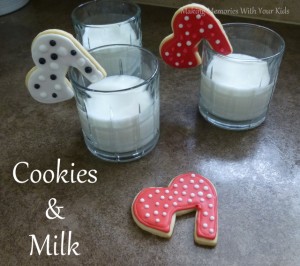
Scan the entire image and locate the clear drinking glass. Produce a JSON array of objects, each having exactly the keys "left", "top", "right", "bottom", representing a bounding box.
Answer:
[
  {"left": 69, "top": 45, "right": 160, "bottom": 162},
  {"left": 71, "top": 0, "right": 142, "bottom": 49},
  {"left": 199, "top": 23, "right": 285, "bottom": 130}
]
